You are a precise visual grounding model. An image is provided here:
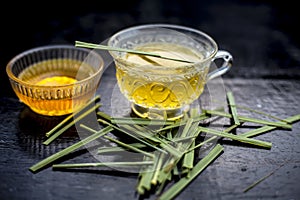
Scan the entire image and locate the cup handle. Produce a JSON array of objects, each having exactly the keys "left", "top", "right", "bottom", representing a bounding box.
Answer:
[{"left": 207, "top": 50, "right": 233, "bottom": 81}]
